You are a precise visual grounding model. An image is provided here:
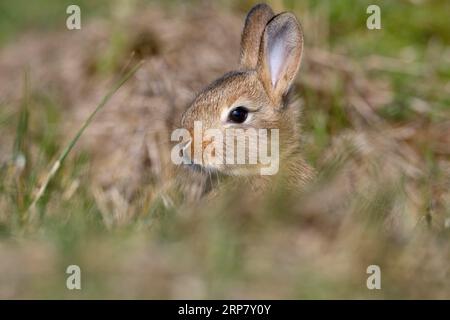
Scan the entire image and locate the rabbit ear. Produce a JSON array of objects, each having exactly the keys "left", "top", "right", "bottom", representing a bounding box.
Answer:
[
  {"left": 239, "top": 3, "right": 274, "bottom": 70},
  {"left": 257, "top": 13, "right": 304, "bottom": 103}
]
